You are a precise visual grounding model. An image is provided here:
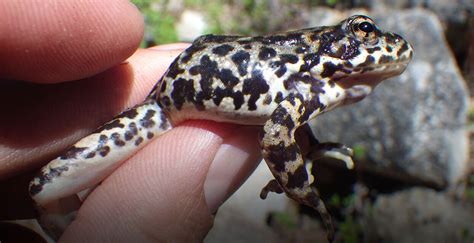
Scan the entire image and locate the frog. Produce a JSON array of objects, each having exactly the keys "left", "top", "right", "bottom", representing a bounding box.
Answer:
[{"left": 29, "top": 15, "right": 413, "bottom": 242}]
